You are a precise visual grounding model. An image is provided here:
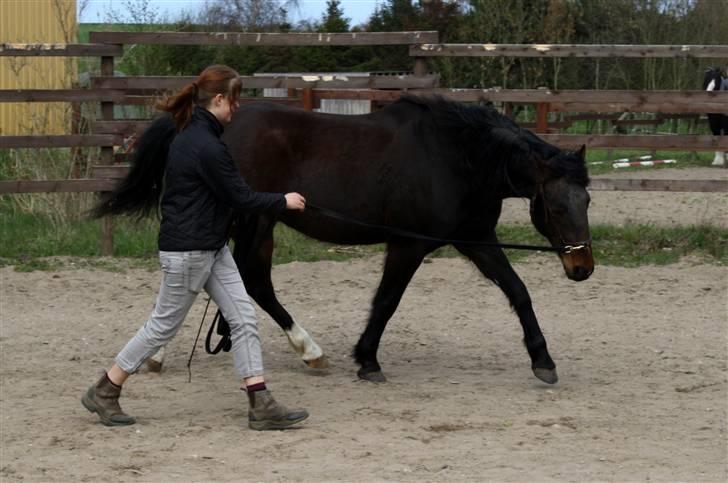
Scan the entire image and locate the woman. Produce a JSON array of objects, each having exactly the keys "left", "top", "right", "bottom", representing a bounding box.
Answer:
[{"left": 82, "top": 65, "right": 309, "bottom": 431}]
